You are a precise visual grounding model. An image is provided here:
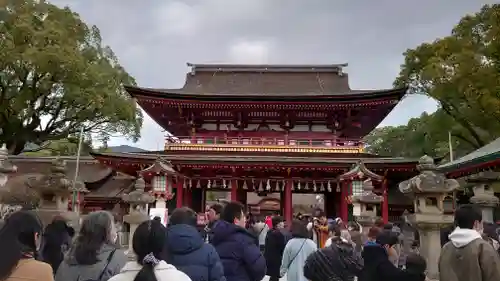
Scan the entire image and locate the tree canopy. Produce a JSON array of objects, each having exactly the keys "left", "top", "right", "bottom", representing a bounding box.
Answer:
[
  {"left": 364, "top": 109, "right": 476, "bottom": 160},
  {"left": 22, "top": 137, "right": 93, "bottom": 156},
  {"left": 0, "top": 0, "right": 143, "bottom": 154},
  {"left": 366, "top": 4, "right": 500, "bottom": 158}
]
